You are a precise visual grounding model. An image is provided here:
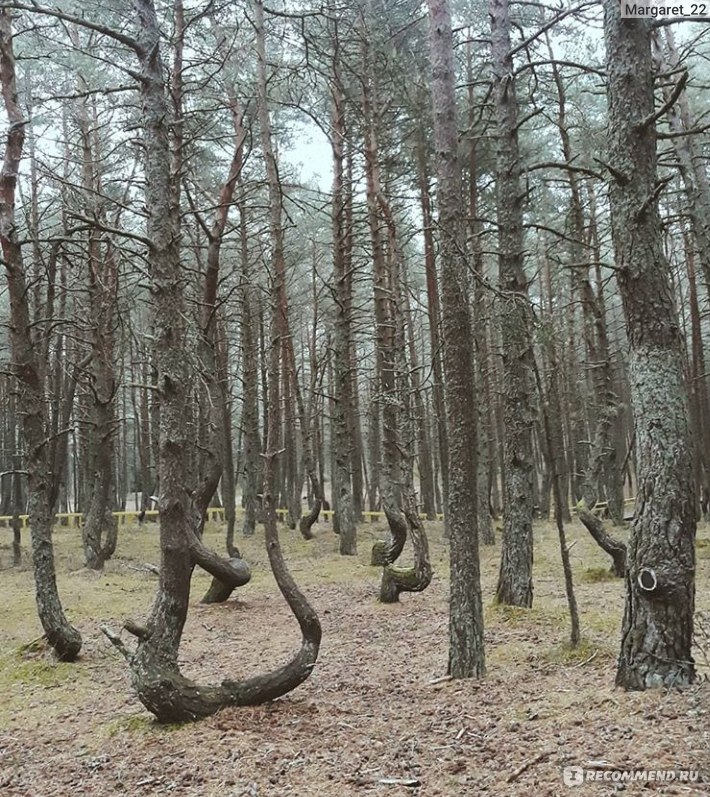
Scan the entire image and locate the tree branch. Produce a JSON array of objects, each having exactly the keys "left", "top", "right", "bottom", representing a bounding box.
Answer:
[
  {"left": 642, "top": 69, "right": 688, "bottom": 130},
  {"left": 2, "top": 2, "right": 140, "bottom": 51}
]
